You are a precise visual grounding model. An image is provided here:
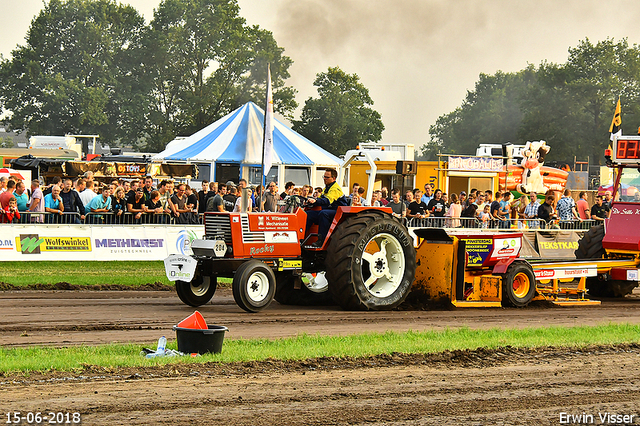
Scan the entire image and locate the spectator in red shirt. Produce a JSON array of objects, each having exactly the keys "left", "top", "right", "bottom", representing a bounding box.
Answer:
[
  {"left": 1, "top": 196, "right": 20, "bottom": 223},
  {"left": 0, "top": 180, "right": 16, "bottom": 210},
  {"left": 577, "top": 191, "right": 590, "bottom": 220}
]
